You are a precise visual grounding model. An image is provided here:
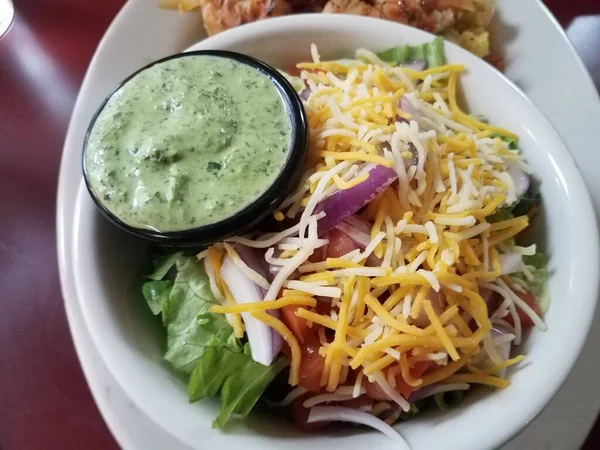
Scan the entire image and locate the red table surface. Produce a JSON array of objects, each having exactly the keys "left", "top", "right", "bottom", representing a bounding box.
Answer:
[{"left": 0, "top": 1, "right": 598, "bottom": 449}]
